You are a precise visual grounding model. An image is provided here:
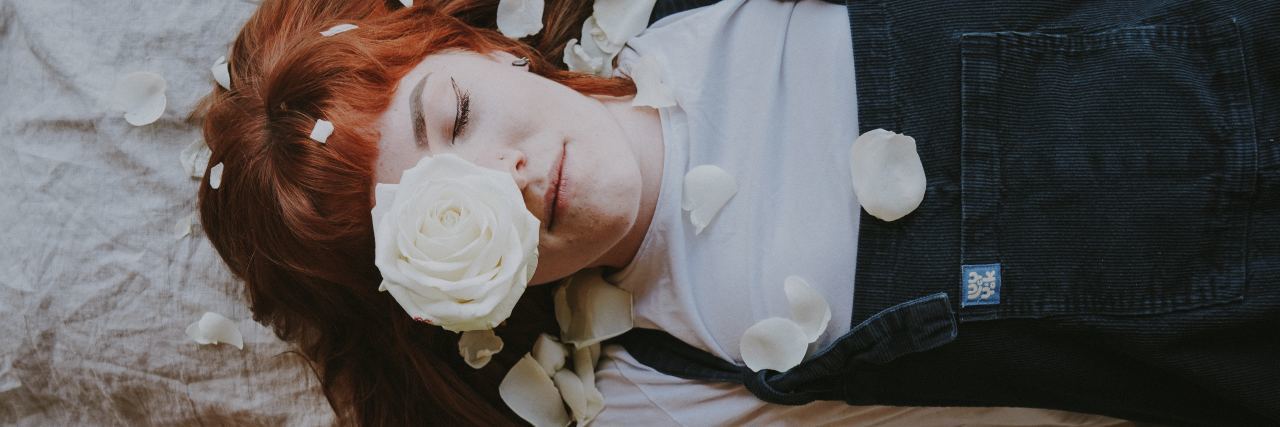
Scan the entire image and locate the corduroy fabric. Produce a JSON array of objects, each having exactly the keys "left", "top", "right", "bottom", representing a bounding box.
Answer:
[
  {"left": 619, "top": 1, "right": 1280, "bottom": 426},
  {"left": 845, "top": 2, "right": 1279, "bottom": 425}
]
